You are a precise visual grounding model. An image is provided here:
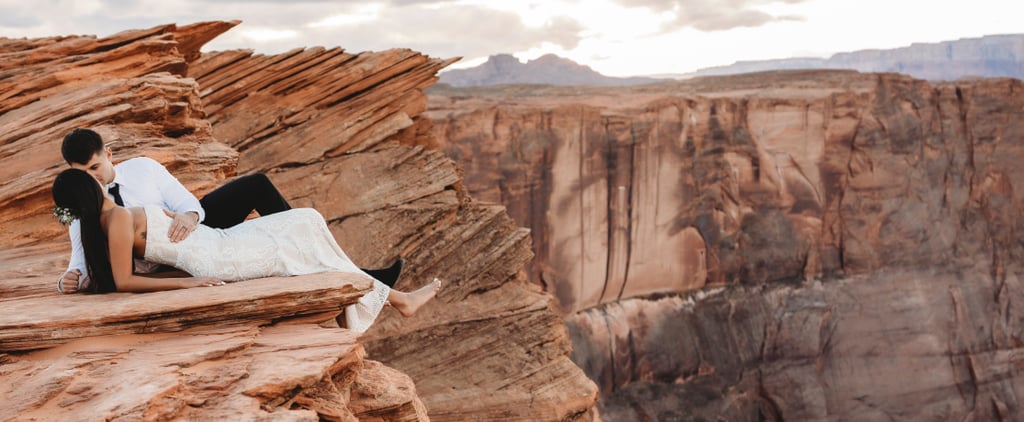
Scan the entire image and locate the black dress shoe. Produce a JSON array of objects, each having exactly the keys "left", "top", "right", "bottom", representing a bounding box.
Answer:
[{"left": 362, "top": 258, "right": 404, "bottom": 288}]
